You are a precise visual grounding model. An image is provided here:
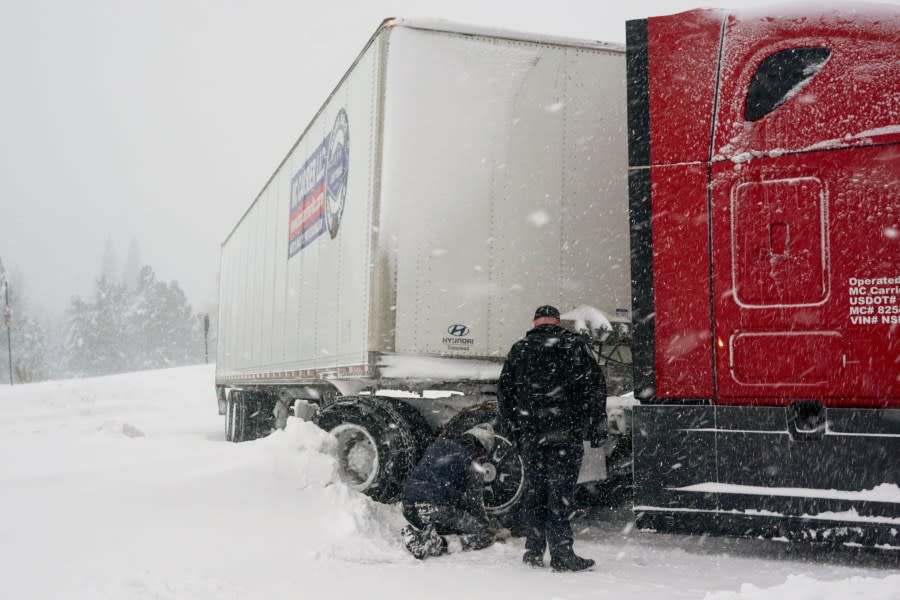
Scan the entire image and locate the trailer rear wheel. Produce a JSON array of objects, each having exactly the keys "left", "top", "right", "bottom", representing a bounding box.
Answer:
[
  {"left": 225, "top": 391, "right": 276, "bottom": 443},
  {"left": 374, "top": 396, "right": 435, "bottom": 462},
  {"left": 224, "top": 391, "right": 240, "bottom": 442},
  {"left": 314, "top": 397, "right": 420, "bottom": 503}
]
